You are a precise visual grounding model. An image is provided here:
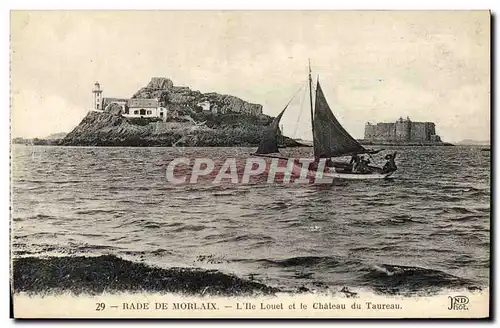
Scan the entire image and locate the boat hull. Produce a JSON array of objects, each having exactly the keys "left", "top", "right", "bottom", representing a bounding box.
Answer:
[
  {"left": 324, "top": 167, "right": 395, "bottom": 180},
  {"left": 252, "top": 153, "right": 395, "bottom": 180}
]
